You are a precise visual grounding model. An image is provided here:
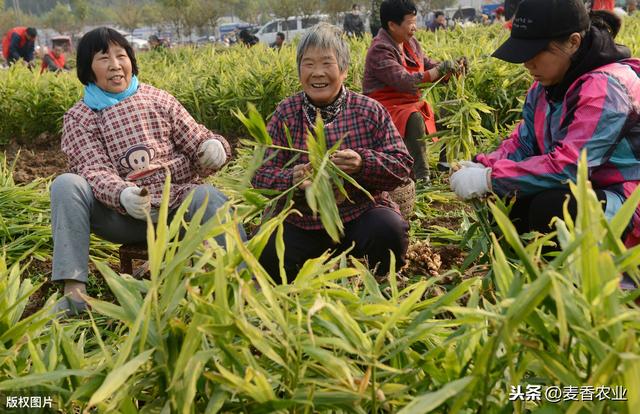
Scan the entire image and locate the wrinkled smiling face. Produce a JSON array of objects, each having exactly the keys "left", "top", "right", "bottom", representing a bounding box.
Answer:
[
  {"left": 299, "top": 46, "right": 347, "bottom": 107},
  {"left": 91, "top": 42, "right": 132, "bottom": 93}
]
